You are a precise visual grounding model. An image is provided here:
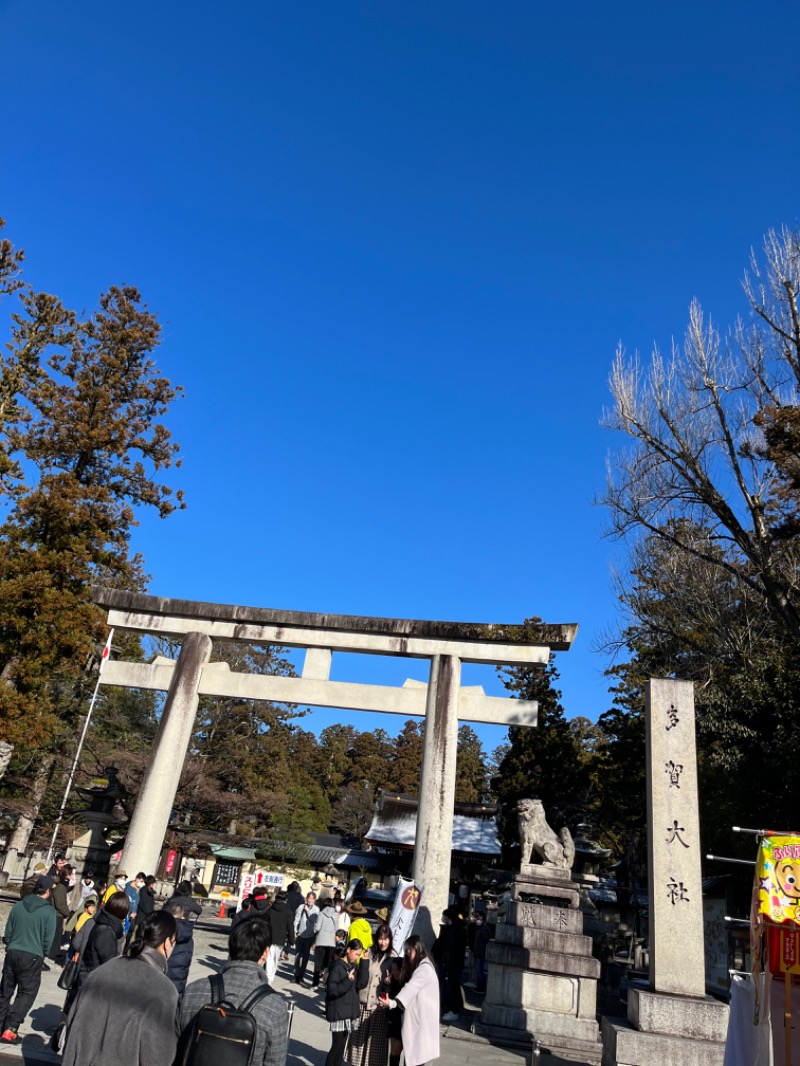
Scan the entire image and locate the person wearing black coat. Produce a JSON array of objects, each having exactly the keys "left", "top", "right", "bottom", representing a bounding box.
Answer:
[
  {"left": 265, "top": 894, "right": 294, "bottom": 982},
  {"left": 250, "top": 890, "right": 270, "bottom": 916},
  {"left": 230, "top": 889, "right": 270, "bottom": 931},
  {"left": 169, "top": 881, "right": 202, "bottom": 920},
  {"left": 49, "top": 868, "right": 73, "bottom": 963},
  {"left": 435, "top": 905, "right": 467, "bottom": 1021},
  {"left": 77, "top": 892, "right": 128, "bottom": 986},
  {"left": 285, "top": 882, "right": 303, "bottom": 957},
  {"left": 325, "top": 939, "right": 362, "bottom": 1066},
  {"left": 286, "top": 882, "right": 304, "bottom": 916},
  {"left": 267, "top": 896, "right": 293, "bottom": 944},
  {"left": 136, "top": 877, "right": 157, "bottom": 925},
  {"left": 473, "top": 916, "right": 491, "bottom": 993},
  {"left": 163, "top": 901, "right": 194, "bottom": 995},
  {"left": 230, "top": 896, "right": 256, "bottom": 932}
]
